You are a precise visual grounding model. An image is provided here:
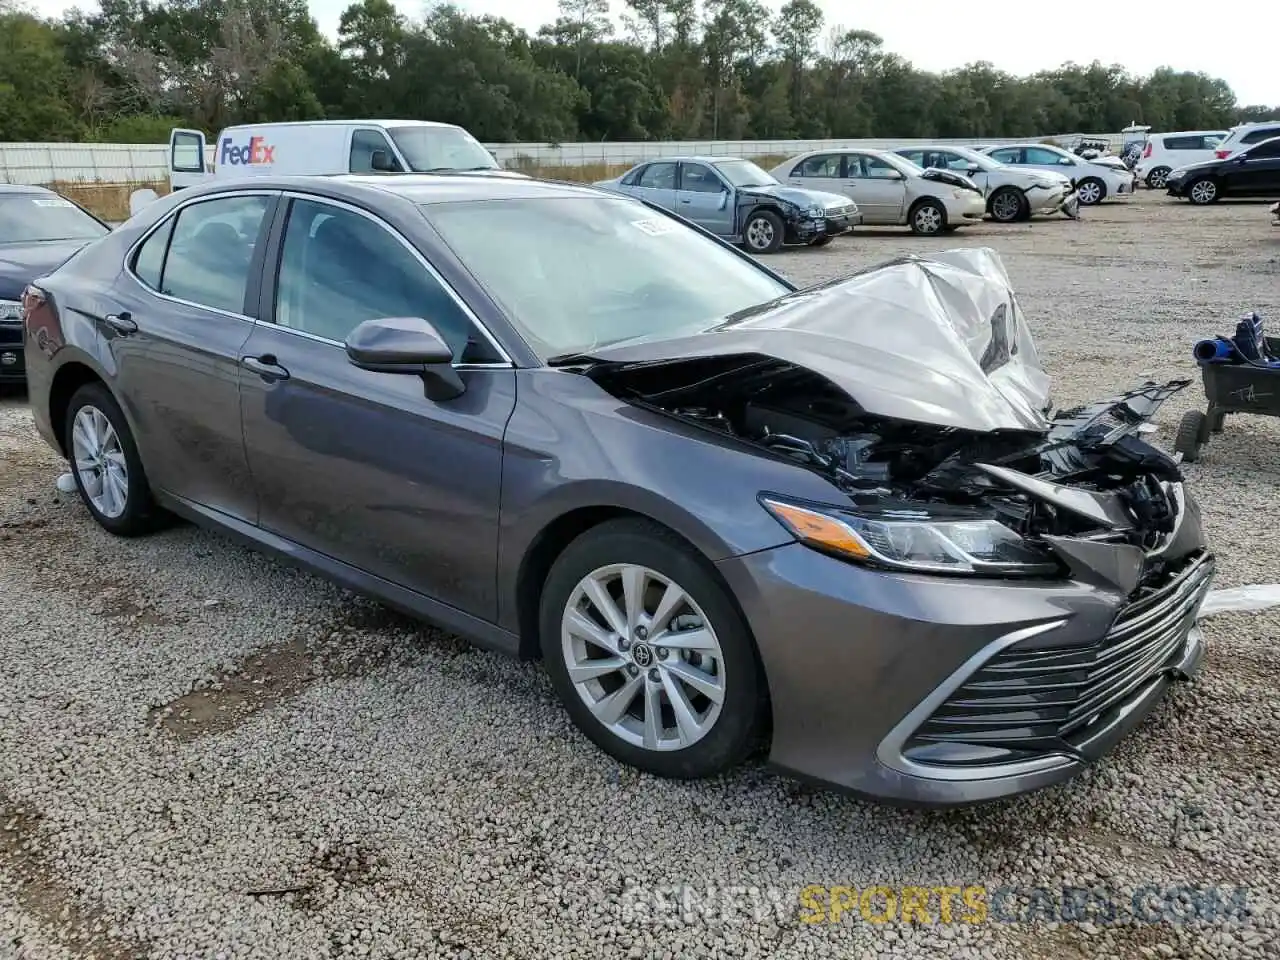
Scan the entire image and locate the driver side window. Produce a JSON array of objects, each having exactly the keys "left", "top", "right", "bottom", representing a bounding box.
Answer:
[
  {"left": 272, "top": 198, "right": 497, "bottom": 363},
  {"left": 680, "top": 163, "right": 724, "bottom": 192}
]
